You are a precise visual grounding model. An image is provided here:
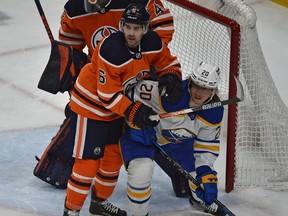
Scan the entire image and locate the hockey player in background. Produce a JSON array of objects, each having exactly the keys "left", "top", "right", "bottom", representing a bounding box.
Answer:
[
  {"left": 63, "top": 3, "right": 182, "bottom": 216},
  {"left": 34, "top": 0, "right": 175, "bottom": 215},
  {"left": 120, "top": 62, "right": 223, "bottom": 216}
]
